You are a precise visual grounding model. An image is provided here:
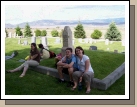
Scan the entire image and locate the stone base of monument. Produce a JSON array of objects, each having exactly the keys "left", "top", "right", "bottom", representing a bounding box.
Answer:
[{"left": 29, "top": 62, "right": 125, "bottom": 90}]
